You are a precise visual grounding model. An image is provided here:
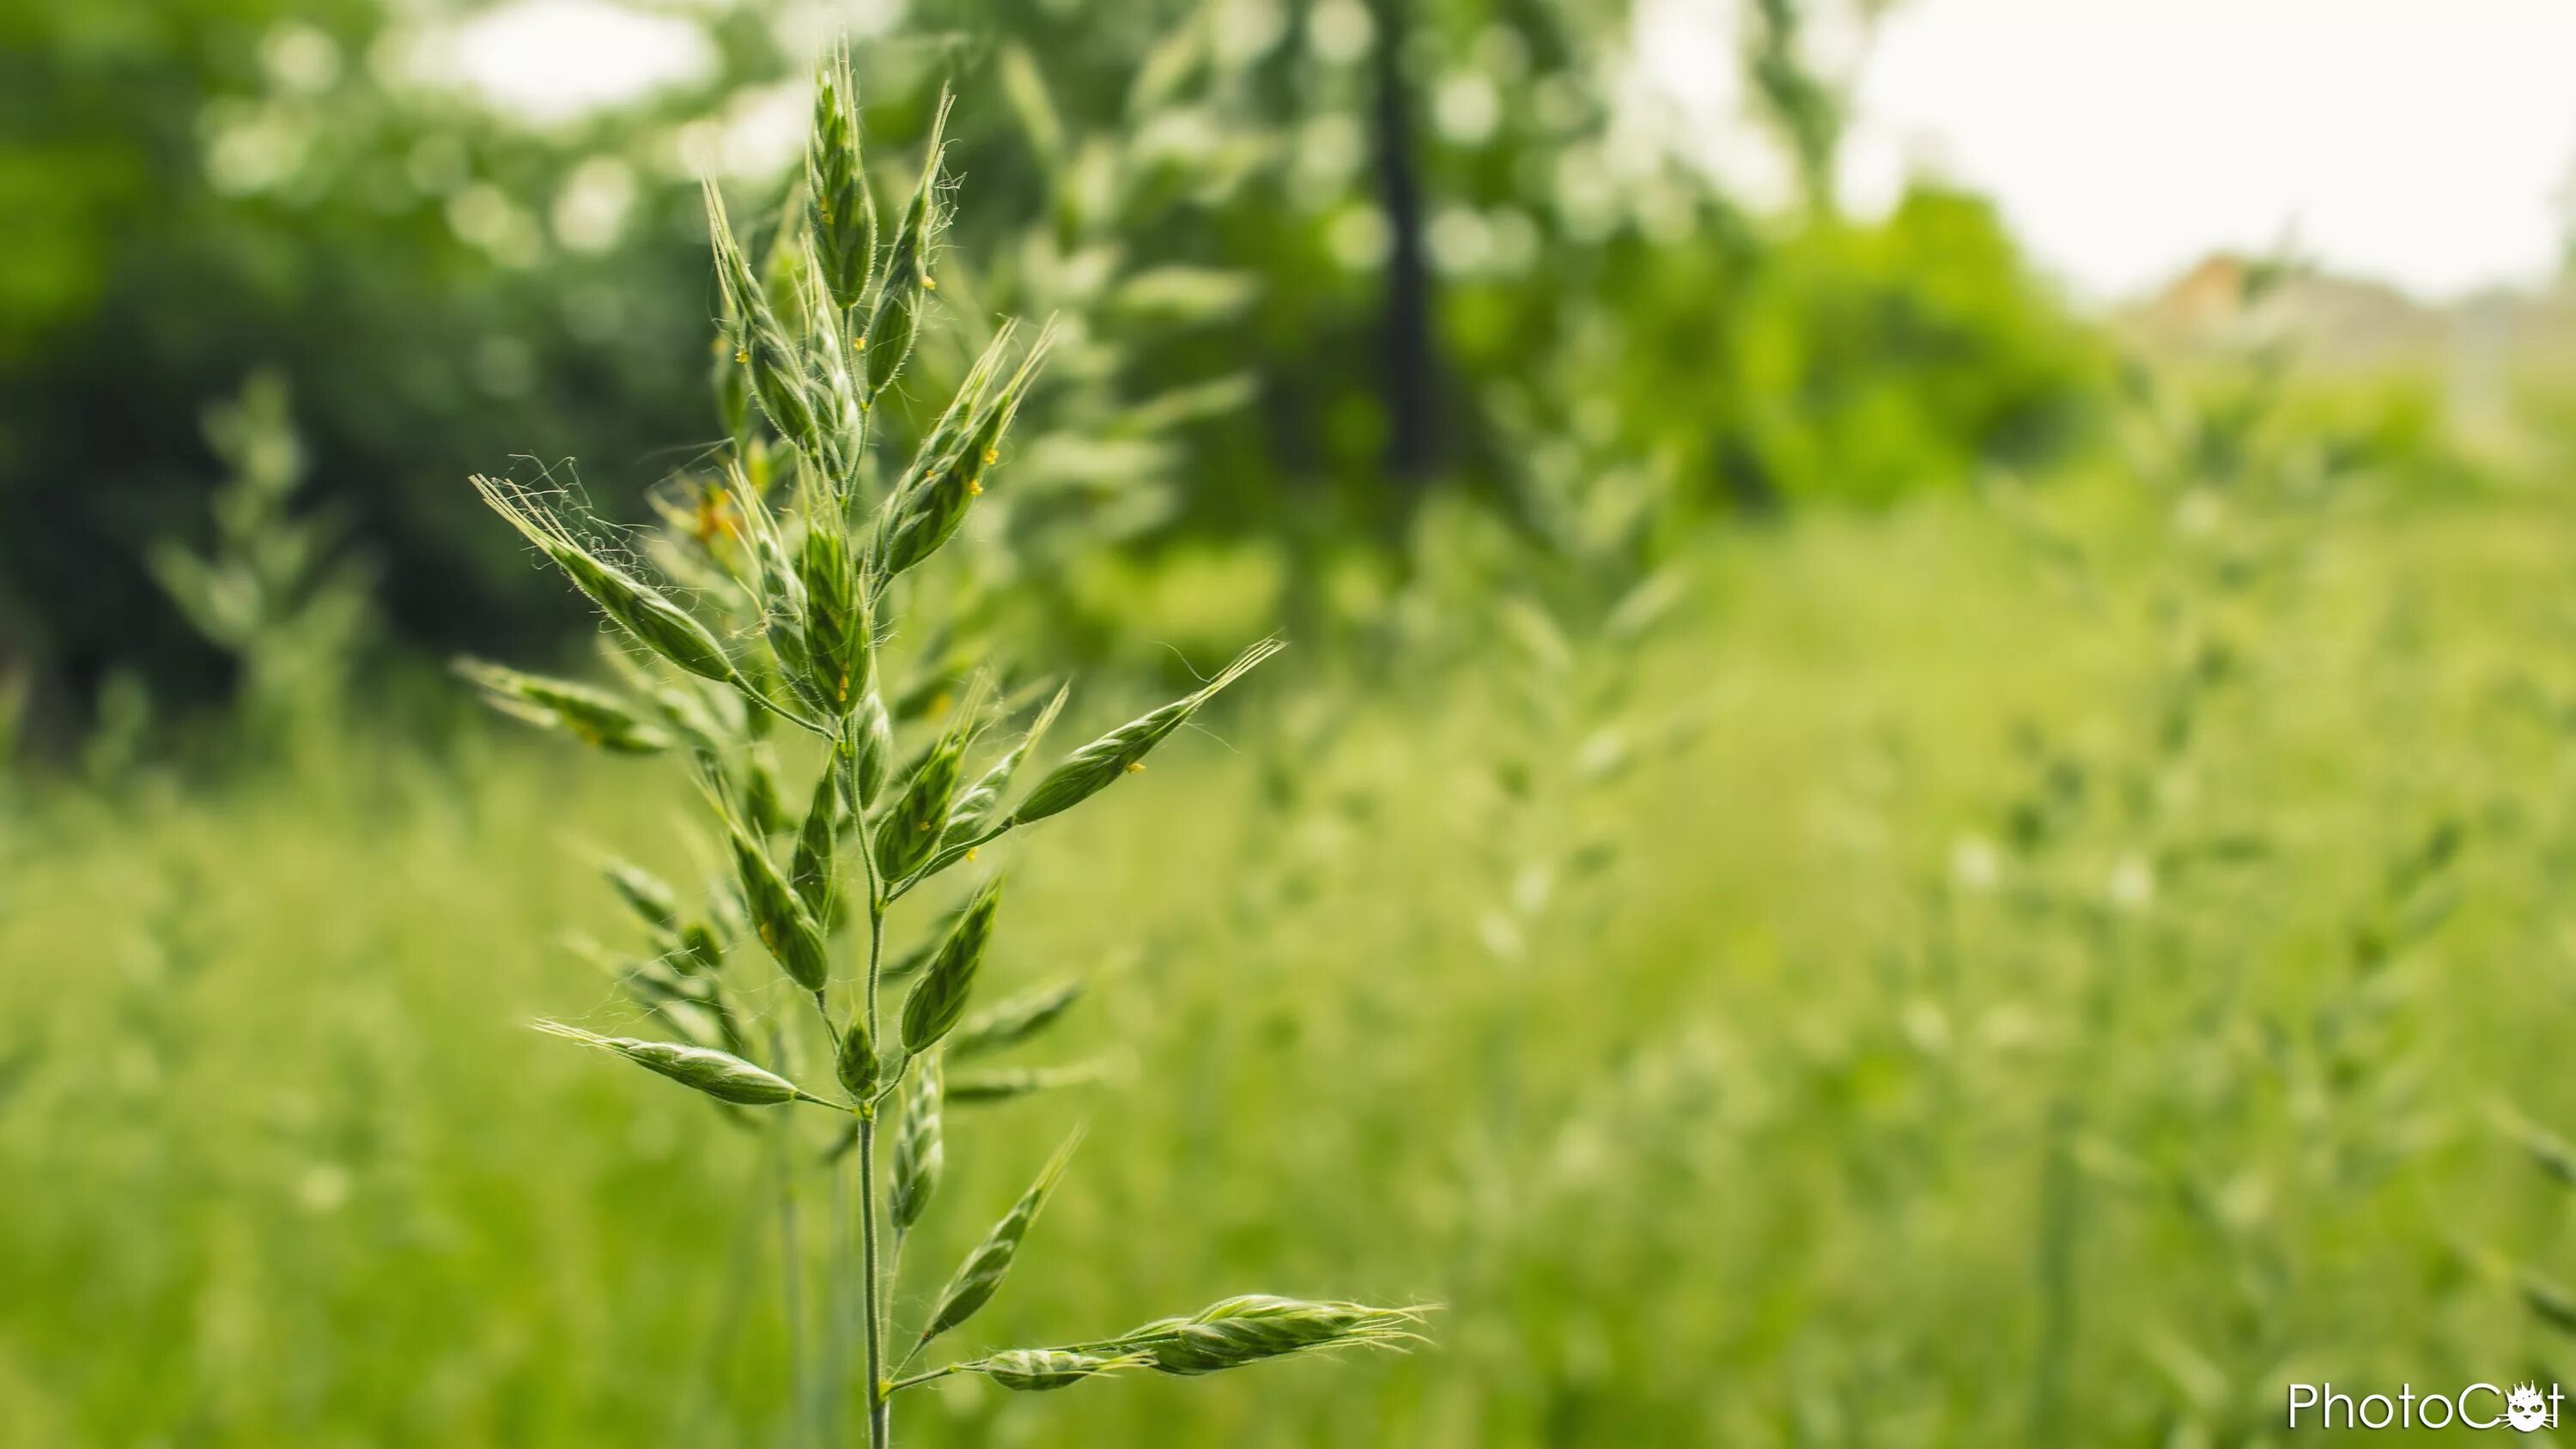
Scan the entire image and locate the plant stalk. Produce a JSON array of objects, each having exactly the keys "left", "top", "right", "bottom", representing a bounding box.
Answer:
[{"left": 857, "top": 823, "right": 892, "bottom": 1449}]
